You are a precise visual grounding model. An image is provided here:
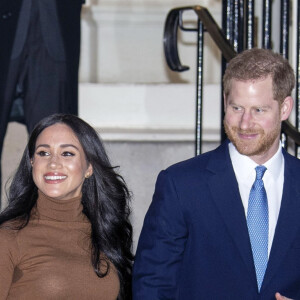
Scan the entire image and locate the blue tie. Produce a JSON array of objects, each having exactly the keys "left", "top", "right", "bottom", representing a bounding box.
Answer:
[{"left": 247, "top": 165, "right": 268, "bottom": 291}]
